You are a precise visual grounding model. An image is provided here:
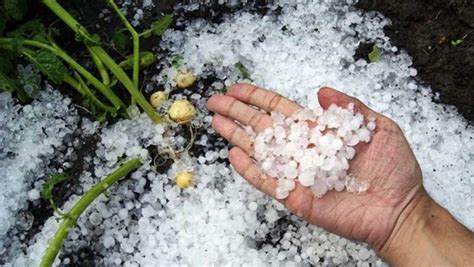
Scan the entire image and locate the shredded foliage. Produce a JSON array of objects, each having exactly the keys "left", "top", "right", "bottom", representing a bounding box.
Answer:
[
  {"left": 141, "top": 14, "right": 173, "bottom": 38},
  {"left": 0, "top": 1, "right": 177, "bottom": 265},
  {"left": 112, "top": 27, "right": 129, "bottom": 53},
  {"left": 119, "top": 51, "right": 156, "bottom": 70},
  {"left": 0, "top": 71, "right": 19, "bottom": 92},
  {"left": 0, "top": 0, "right": 167, "bottom": 122},
  {"left": 2, "top": 0, "right": 28, "bottom": 21},
  {"left": 26, "top": 50, "right": 67, "bottom": 85},
  {"left": 41, "top": 172, "right": 70, "bottom": 215},
  {"left": 75, "top": 26, "right": 102, "bottom": 46},
  {"left": 171, "top": 55, "right": 184, "bottom": 68},
  {"left": 41, "top": 172, "right": 69, "bottom": 201},
  {"left": 368, "top": 45, "right": 381, "bottom": 63},
  {"left": 235, "top": 62, "right": 251, "bottom": 79}
]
